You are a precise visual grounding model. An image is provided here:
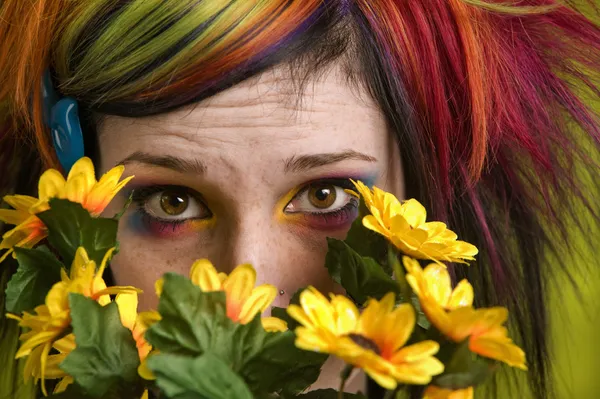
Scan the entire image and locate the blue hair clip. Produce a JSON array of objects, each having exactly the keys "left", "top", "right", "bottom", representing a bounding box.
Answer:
[{"left": 42, "top": 70, "right": 84, "bottom": 173}]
